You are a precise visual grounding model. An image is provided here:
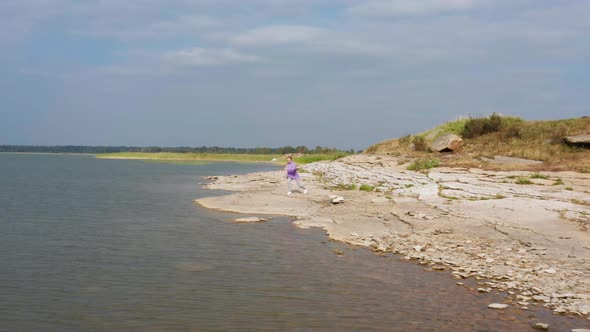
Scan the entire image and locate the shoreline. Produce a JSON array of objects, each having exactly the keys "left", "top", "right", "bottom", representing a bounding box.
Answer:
[{"left": 196, "top": 154, "right": 590, "bottom": 321}]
